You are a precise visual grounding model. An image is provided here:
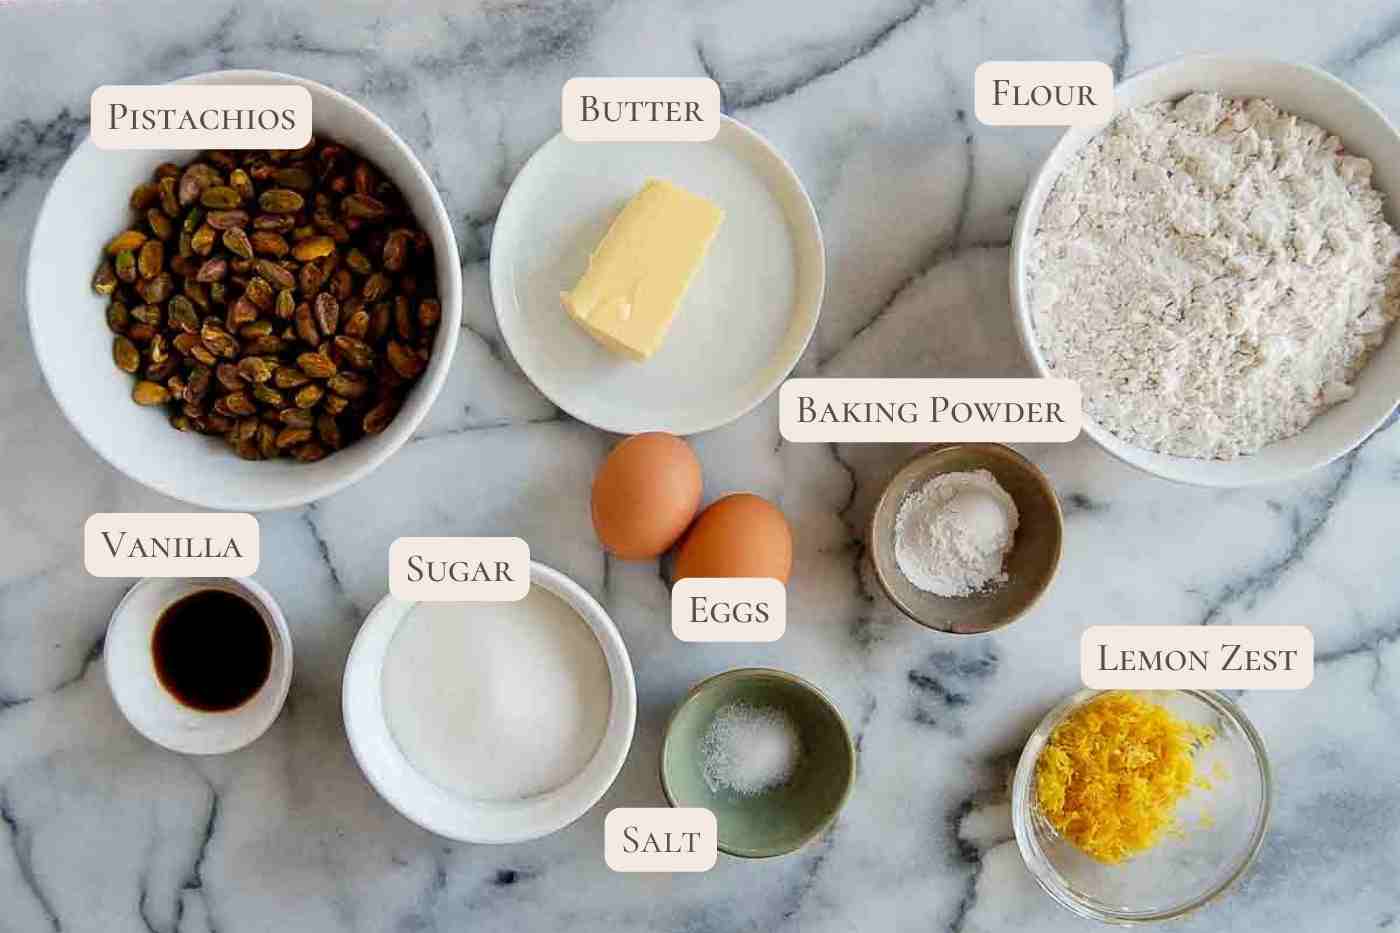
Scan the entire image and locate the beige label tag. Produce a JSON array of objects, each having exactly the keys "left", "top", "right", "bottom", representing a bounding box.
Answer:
[
  {"left": 604, "top": 808, "right": 717, "bottom": 872},
  {"left": 84, "top": 513, "right": 260, "bottom": 577},
  {"left": 671, "top": 578, "right": 786, "bottom": 643},
  {"left": 1082, "top": 626, "right": 1314, "bottom": 690},
  {"left": 388, "top": 537, "right": 530, "bottom": 602},
  {"left": 974, "top": 61, "right": 1114, "bottom": 126},
  {"left": 779, "top": 378, "right": 1081, "bottom": 443},
  {"left": 562, "top": 77, "right": 721, "bottom": 142},
  {"left": 90, "top": 85, "right": 313, "bottom": 150}
]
